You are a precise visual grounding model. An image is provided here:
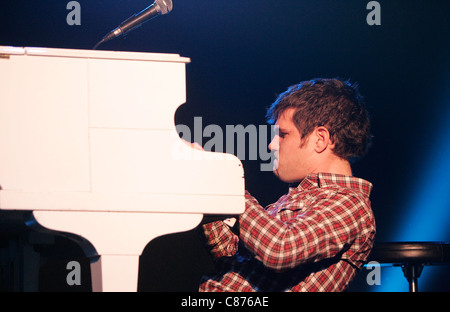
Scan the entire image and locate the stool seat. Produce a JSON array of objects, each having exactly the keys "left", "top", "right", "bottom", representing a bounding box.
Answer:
[
  {"left": 368, "top": 242, "right": 450, "bottom": 292},
  {"left": 369, "top": 241, "right": 450, "bottom": 264}
]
